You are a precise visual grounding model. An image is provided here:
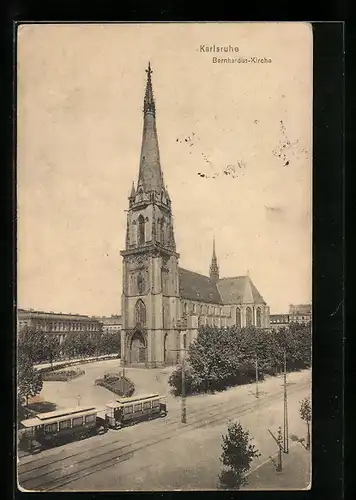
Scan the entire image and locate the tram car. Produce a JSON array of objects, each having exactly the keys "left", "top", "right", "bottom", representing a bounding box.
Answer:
[
  {"left": 19, "top": 406, "right": 107, "bottom": 454},
  {"left": 104, "top": 393, "right": 167, "bottom": 430}
]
